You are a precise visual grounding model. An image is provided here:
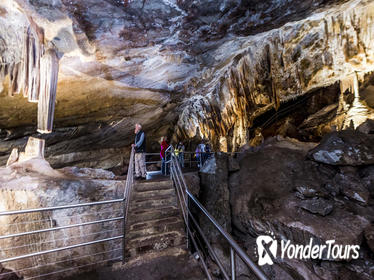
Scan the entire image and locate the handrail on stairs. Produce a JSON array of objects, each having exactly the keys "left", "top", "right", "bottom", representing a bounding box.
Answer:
[
  {"left": 122, "top": 146, "right": 135, "bottom": 263},
  {"left": 168, "top": 145, "right": 269, "bottom": 280}
]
